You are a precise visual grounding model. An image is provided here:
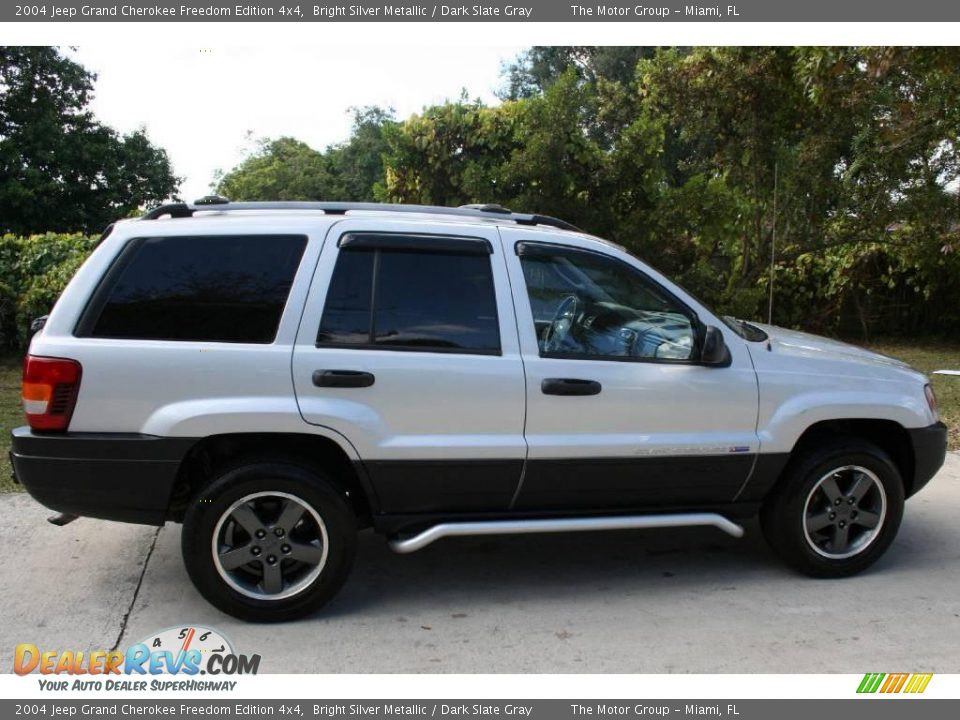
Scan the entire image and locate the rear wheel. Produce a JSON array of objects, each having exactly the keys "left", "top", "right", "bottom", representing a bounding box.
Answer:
[
  {"left": 760, "top": 439, "right": 905, "bottom": 578},
  {"left": 182, "top": 462, "right": 356, "bottom": 621}
]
